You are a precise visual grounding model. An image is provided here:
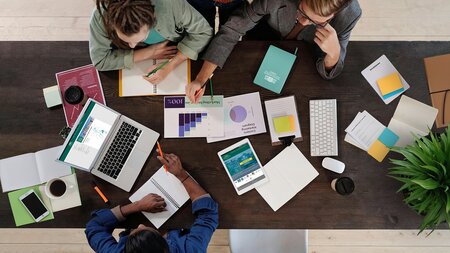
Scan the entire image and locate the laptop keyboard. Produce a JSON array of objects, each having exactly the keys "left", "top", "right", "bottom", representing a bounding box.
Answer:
[{"left": 97, "top": 122, "right": 142, "bottom": 179}]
